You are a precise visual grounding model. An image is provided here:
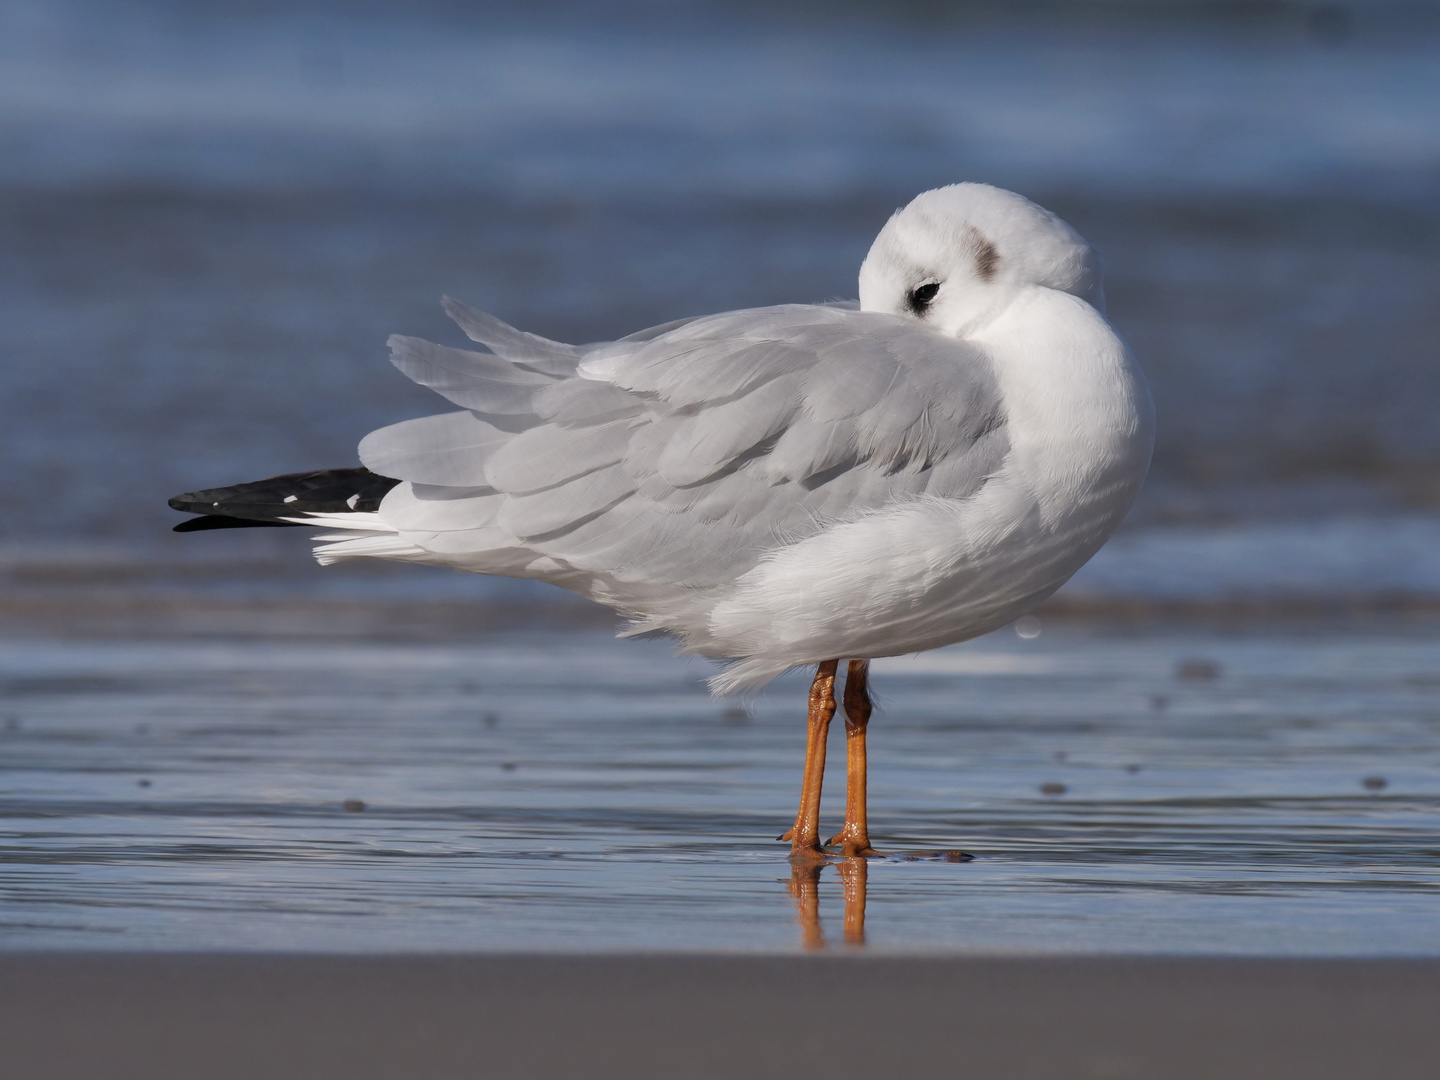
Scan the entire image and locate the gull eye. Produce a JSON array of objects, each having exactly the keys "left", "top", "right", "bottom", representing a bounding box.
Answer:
[{"left": 907, "top": 281, "right": 940, "bottom": 314}]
